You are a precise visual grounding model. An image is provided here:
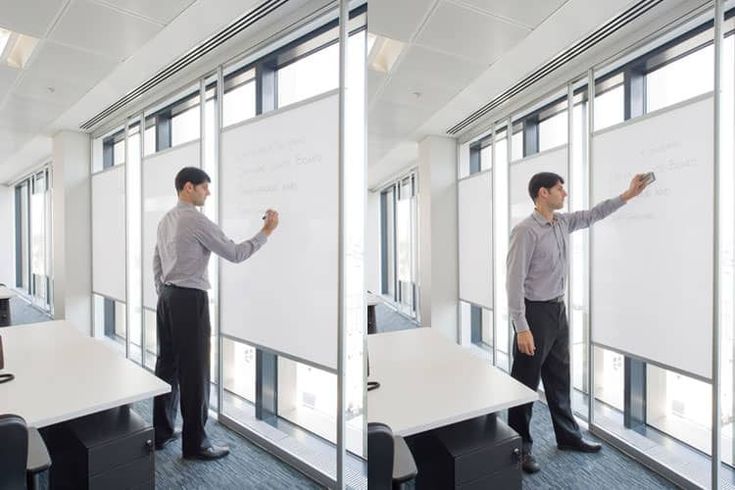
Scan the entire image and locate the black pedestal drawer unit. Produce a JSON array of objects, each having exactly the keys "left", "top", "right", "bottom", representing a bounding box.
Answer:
[
  {"left": 41, "top": 406, "right": 155, "bottom": 490},
  {"left": 0, "top": 298, "right": 10, "bottom": 326},
  {"left": 406, "top": 414, "right": 522, "bottom": 490}
]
